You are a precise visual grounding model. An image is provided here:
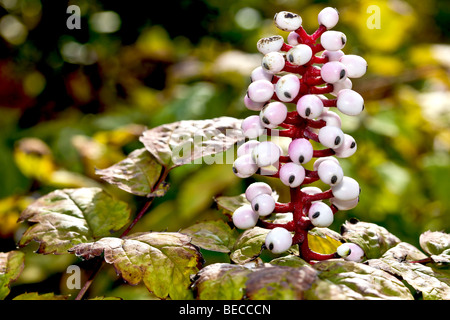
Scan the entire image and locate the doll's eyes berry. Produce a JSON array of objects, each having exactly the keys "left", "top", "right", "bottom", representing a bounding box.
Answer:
[
  {"left": 251, "top": 193, "right": 275, "bottom": 217},
  {"left": 244, "top": 94, "right": 265, "bottom": 111},
  {"left": 318, "top": 125, "right": 345, "bottom": 149},
  {"left": 274, "top": 11, "right": 302, "bottom": 31},
  {"left": 318, "top": 159, "right": 344, "bottom": 185},
  {"left": 334, "top": 134, "right": 357, "bottom": 158},
  {"left": 279, "top": 162, "right": 305, "bottom": 187},
  {"left": 286, "top": 44, "right": 313, "bottom": 66},
  {"left": 320, "top": 30, "right": 347, "bottom": 51},
  {"left": 339, "top": 54, "right": 368, "bottom": 78},
  {"left": 330, "top": 196, "right": 359, "bottom": 211},
  {"left": 262, "top": 51, "right": 286, "bottom": 74},
  {"left": 237, "top": 140, "right": 260, "bottom": 158},
  {"left": 297, "top": 94, "right": 324, "bottom": 119},
  {"left": 247, "top": 79, "right": 274, "bottom": 103},
  {"left": 265, "top": 227, "right": 293, "bottom": 254},
  {"left": 250, "top": 66, "right": 274, "bottom": 82},
  {"left": 318, "top": 7, "right": 339, "bottom": 29},
  {"left": 320, "top": 61, "right": 347, "bottom": 84},
  {"left": 232, "top": 153, "right": 258, "bottom": 178},
  {"left": 232, "top": 205, "right": 259, "bottom": 229},
  {"left": 331, "top": 176, "right": 360, "bottom": 201},
  {"left": 275, "top": 74, "right": 300, "bottom": 103},
  {"left": 318, "top": 109, "right": 342, "bottom": 127},
  {"left": 257, "top": 35, "right": 285, "bottom": 54},
  {"left": 308, "top": 201, "right": 334, "bottom": 228},
  {"left": 241, "top": 115, "right": 265, "bottom": 139},
  {"left": 252, "top": 141, "right": 281, "bottom": 167},
  {"left": 260, "top": 101, "right": 288, "bottom": 129},
  {"left": 336, "top": 89, "right": 365, "bottom": 116},
  {"left": 337, "top": 243, "right": 365, "bottom": 262},
  {"left": 288, "top": 138, "right": 314, "bottom": 165}
]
